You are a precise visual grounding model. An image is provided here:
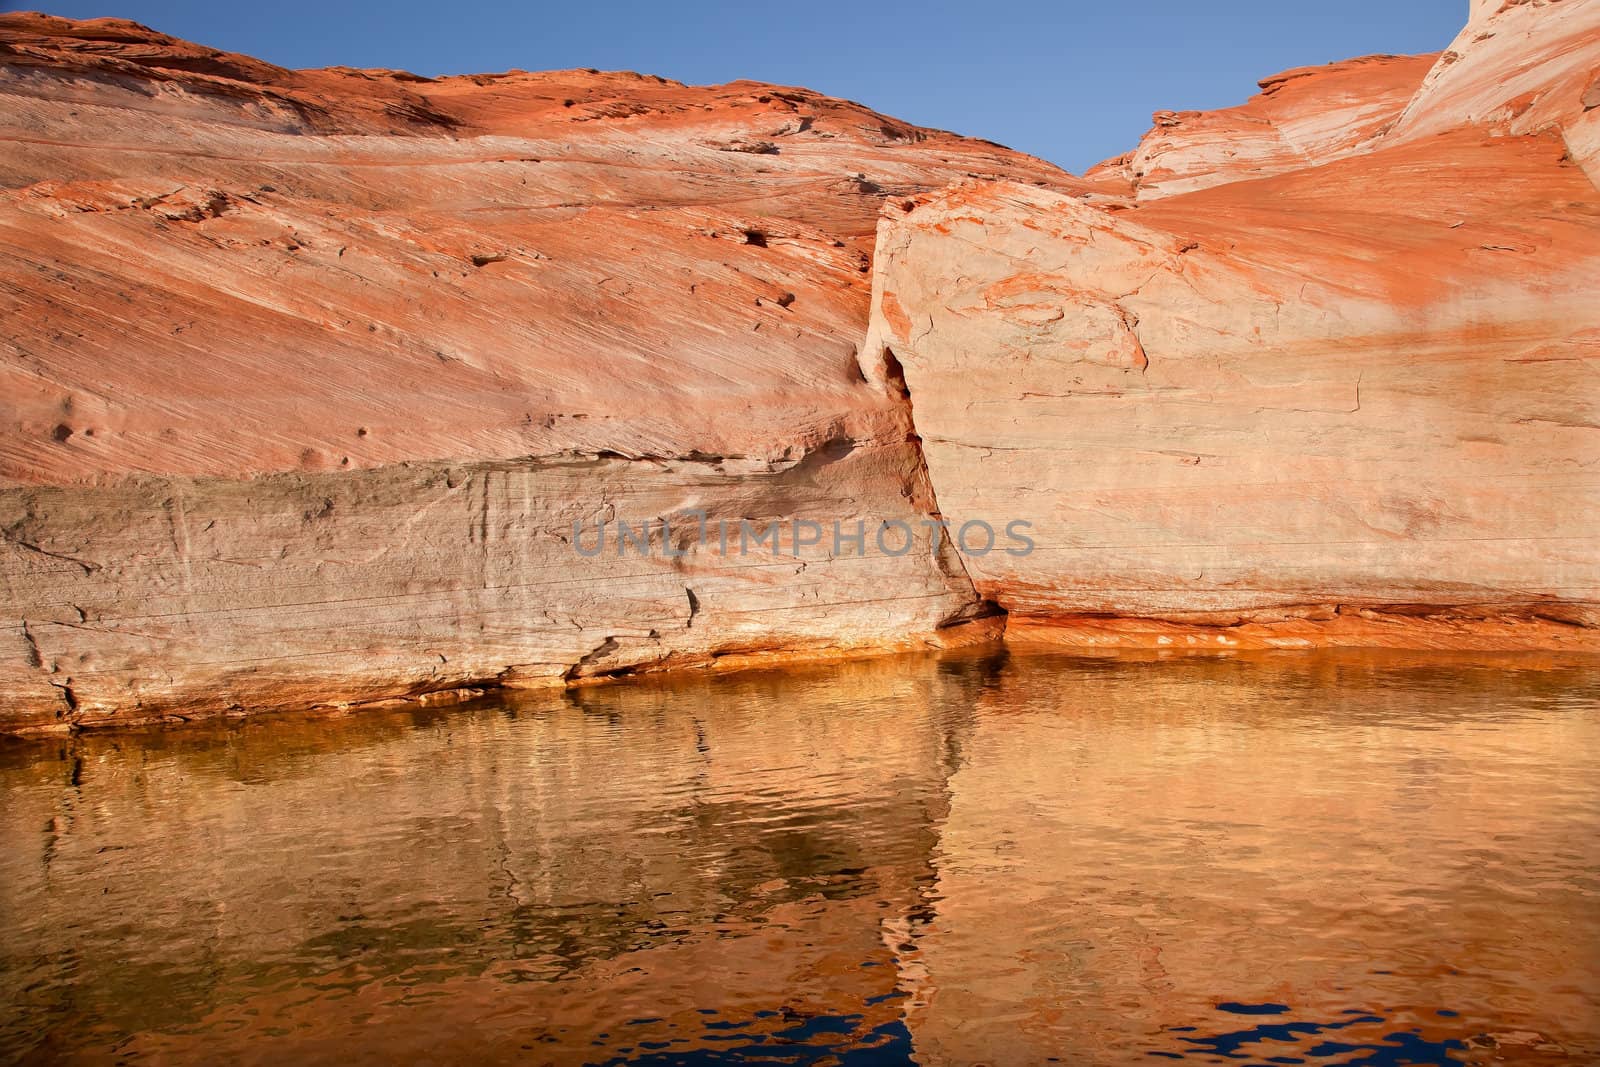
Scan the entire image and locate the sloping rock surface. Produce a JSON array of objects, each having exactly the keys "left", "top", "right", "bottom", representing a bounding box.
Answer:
[{"left": 0, "top": 12, "right": 1080, "bottom": 484}]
